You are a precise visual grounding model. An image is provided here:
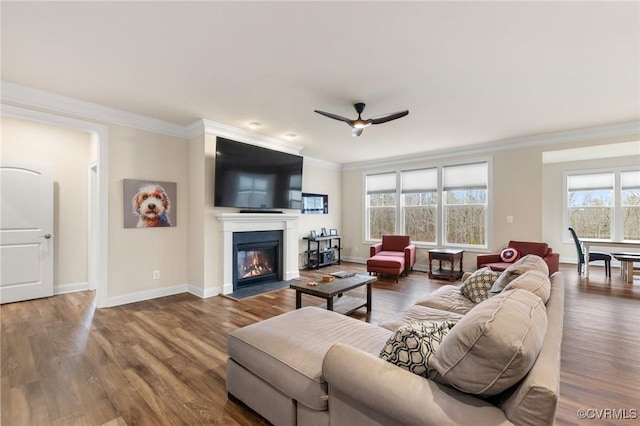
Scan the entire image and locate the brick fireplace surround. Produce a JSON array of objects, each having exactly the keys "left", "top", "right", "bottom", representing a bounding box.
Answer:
[{"left": 215, "top": 213, "right": 300, "bottom": 295}]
